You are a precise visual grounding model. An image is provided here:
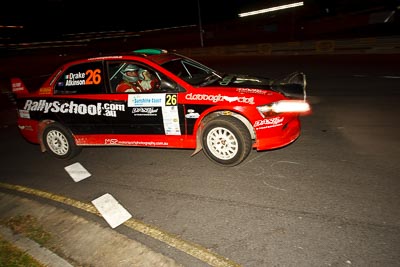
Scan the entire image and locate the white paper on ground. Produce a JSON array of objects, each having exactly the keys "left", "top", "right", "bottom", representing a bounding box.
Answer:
[
  {"left": 91, "top": 193, "right": 132, "bottom": 228},
  {"left": 64, "top": 162, "right": 91, "bottom": 182}
]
